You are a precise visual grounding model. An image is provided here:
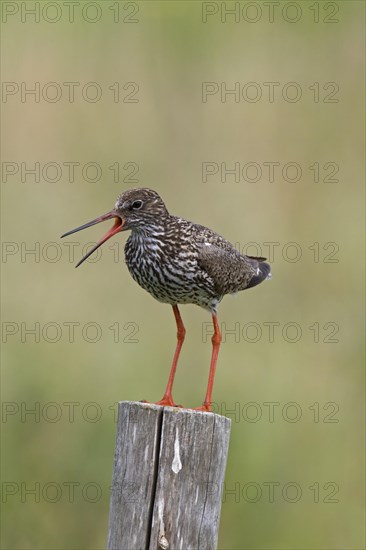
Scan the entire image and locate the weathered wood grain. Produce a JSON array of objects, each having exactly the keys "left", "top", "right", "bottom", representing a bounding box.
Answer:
[
  {"left": 107, "top": 401, "right": 231, "bottom": 550},
  {"left": 107, "top": 402, "right": 163, "bottom": 549}
]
